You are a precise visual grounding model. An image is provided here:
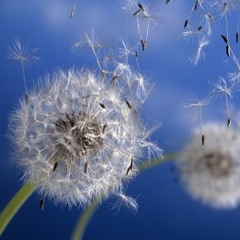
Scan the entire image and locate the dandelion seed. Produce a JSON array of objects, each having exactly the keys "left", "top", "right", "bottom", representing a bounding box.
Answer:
[
  {"left": 113, "top": 192, "right": 138, "bottom": 214},
  {"left": 70, "top": 5, "right": 76, "bottom": 18},
  {"left": 227, "top": 116, "right": 231, "bottom": 127},
  {"left": 138, "top": 3, "right": 144, "bottom": 10},
  {"left": 40, "top": 198, "right": 44, "bottom": 211},
  {"left": 125, "top": 99, "right": 132, "bottom": 109},
  {"left": 53, "top": 162, "right": 58, "bottom": 171},
  {"left": 189, "top": 36, "right": 209, "bottom": 65},
  {"left": 84, "top": 161, "right": 88, "bottom": 174},
  {"left": 184, "top": 19, "right": 189, "bottom": 29},
  {"left": 99, "top": 103, "right": 106, "bottom": 109},
  {"left": 111, "top": 75, "right": 118, "bottom": 84},
  {"left": 223, "top": 2, "right": 228, "bottom": 13},
  {"left": 122, "top": 0, "right": 160, "bottom": 51},
  {"left": 135, "top": 50, "right": 139, "bottom": 58},
  {"left": 228, "top": 55, "right": 240, "bottom": 82},
  {"left": 236, "top": 18, "right": 239, "bottom": 43},
  {"left": 182, "top": 28, "right": 199, "bottom": 39},
  {"left": 74, "top": 30, "right": 106, "bottom": 74},
  {"left": 126, "top": 158, "right": 134, "bottom": 175},
  {"left": 214, "top": 78, "right": 234, "bottom": 127},
  {"left": 24, "top": 94, "right": 29, "bottom": 105},
  {"left": 194, "top": 0, "right": 198, "bottom": 11},
  {"left": 9, "top": 68, "right": 161, "bottom": 207},
  {"left": 133, "top": 3, "right": 144, "bottom": 16},
  {"left": 102, "top": 124, "right": 107, "bottom": 134},
  {"left": 226, "top": 44, "right": 230, "bottom": 57},
  {"left": 185, "top": 96, "right": 212, "bottom": 145},
  {"left": 204, "top": 14, "right": 214, "bottom": 36},
  {"left": 8, "top": 38, "right": 40, "bottom": 93},
  {"left": 221, "top": 34, "right": 228, "bottom": 44},
  {"left": 118, "top": 39, "right": 136, "bottom": 60},
  {"left": 179, "top": 123, "right": 240, "bottom": 208},
  {"left": 201, "top": 133, "right": 205, "bottom": 146},
  {"left": 140, "top": 39, "right": 147, "bottom": 51},
  {"left": 127, "top": 72, "right": 150, "bottom": 103}
]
